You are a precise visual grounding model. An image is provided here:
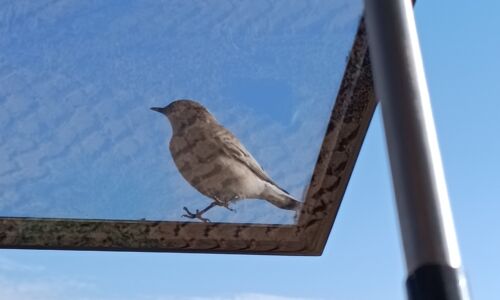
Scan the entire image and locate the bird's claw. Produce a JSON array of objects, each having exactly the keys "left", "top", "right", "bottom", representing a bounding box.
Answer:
[
  {"left": 182, "top": 207, "right": 211, "bottom": 223},
  {"left": 221, "top": 203, "right": 236, "bottom": 212},
  {"left": 214, "top": 200, "right": 236, "bottom": 212}
]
